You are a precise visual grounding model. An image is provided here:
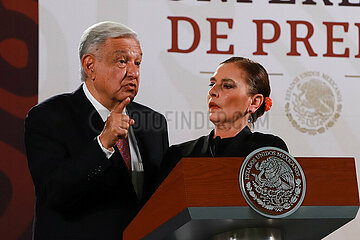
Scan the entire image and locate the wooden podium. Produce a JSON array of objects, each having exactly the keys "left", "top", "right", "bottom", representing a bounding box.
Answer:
[{"left": 124, "top": 157, "right": 359, "bottom": 240}]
